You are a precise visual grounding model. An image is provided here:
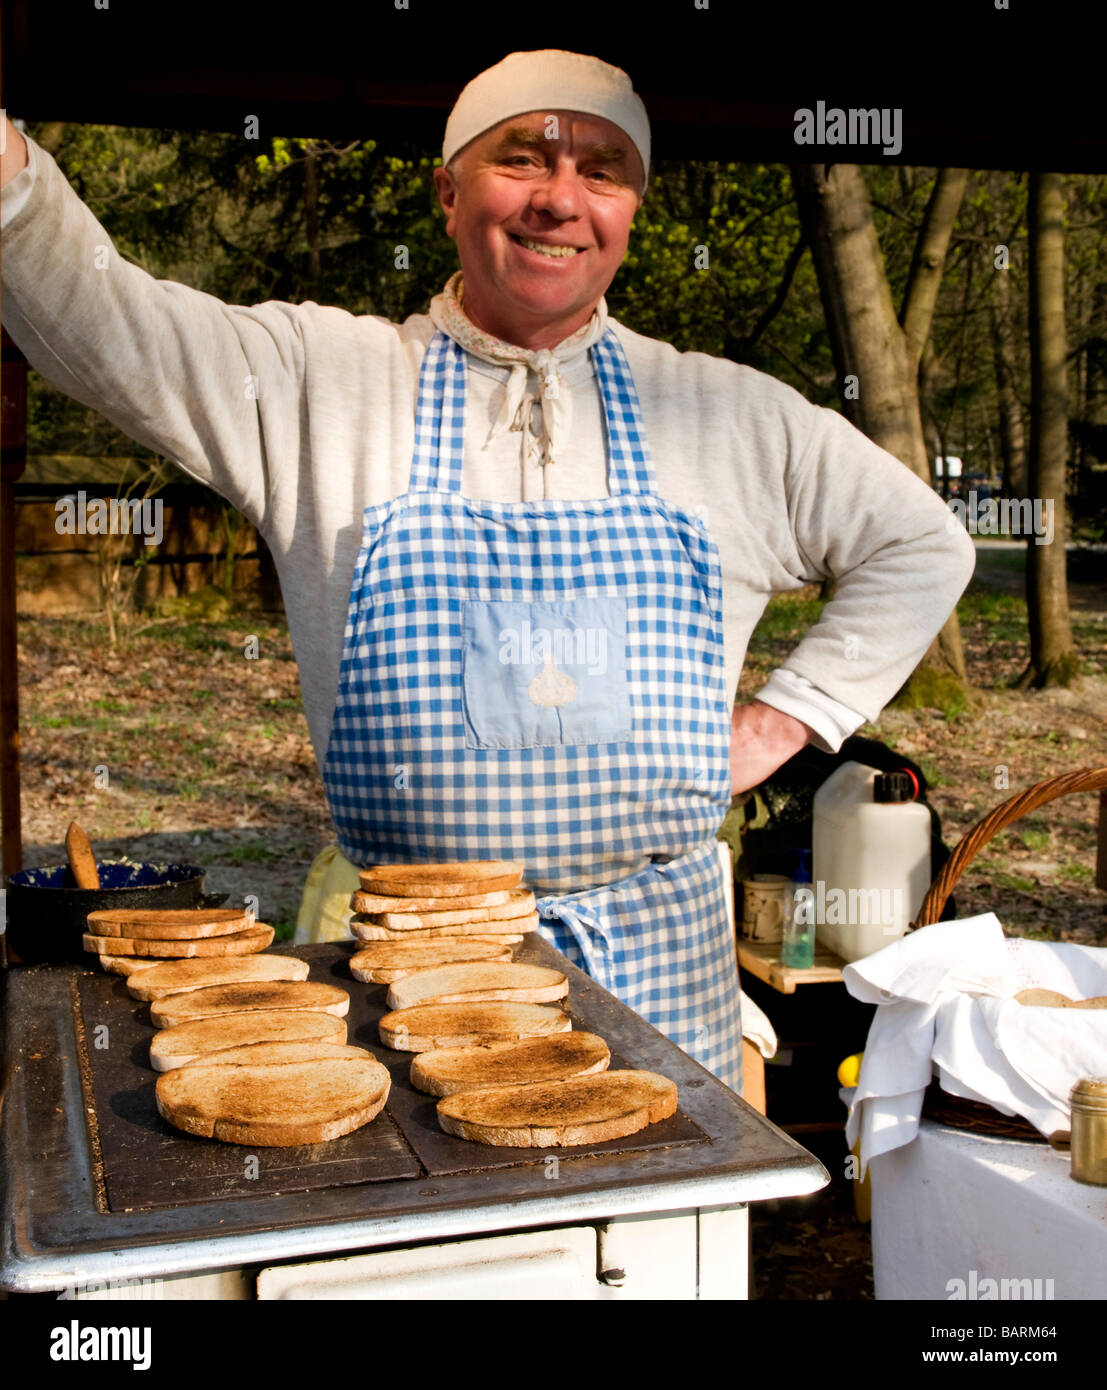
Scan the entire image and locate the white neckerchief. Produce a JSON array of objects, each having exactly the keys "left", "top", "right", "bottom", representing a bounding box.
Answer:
[{"left": 428, "top": 270, "right": 607, "bottom": 470}]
